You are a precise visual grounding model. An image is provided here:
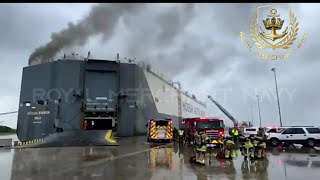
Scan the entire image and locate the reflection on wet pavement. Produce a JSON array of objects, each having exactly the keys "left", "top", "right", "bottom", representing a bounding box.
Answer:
[{"left": 3, "top": 136, "right": 320, "bottom": 180}]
